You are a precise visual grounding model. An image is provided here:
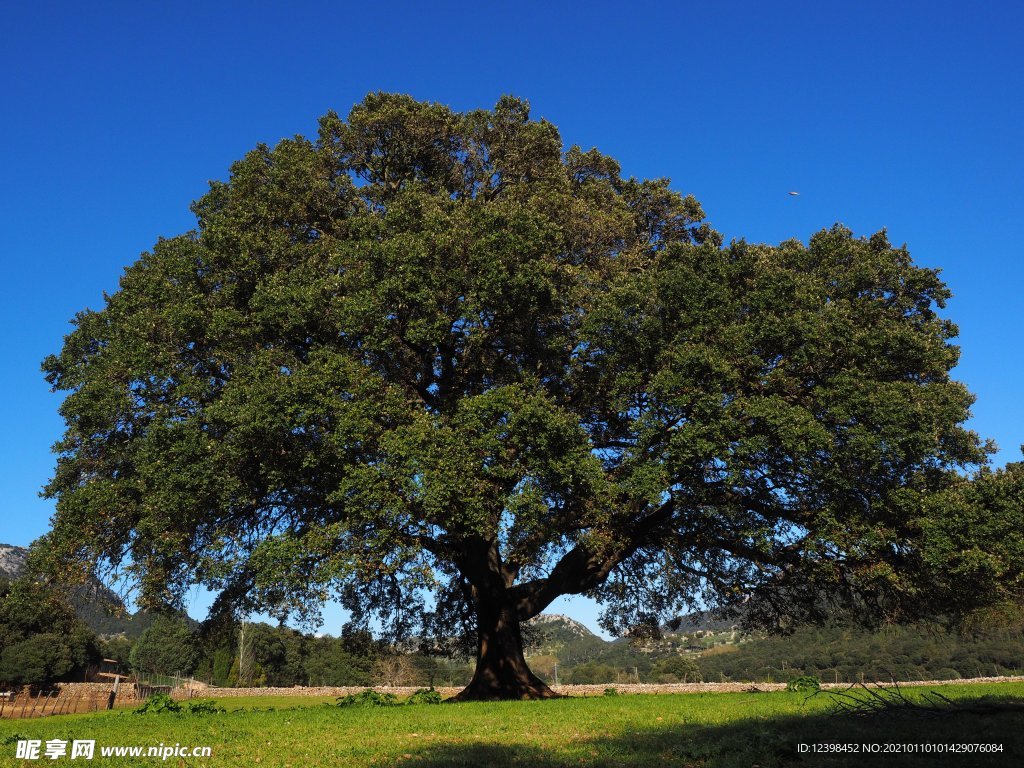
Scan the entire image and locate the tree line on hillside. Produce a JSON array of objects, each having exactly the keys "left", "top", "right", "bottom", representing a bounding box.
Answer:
[
  {"left": 692, "top": 622, "right": 1024, "bottom": 684},
  {"left": 167, "top": 618, "right": 473, "bottom": 688},
  {"left": 0, "top": 575, "right": 474, "bottom": 689}
]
